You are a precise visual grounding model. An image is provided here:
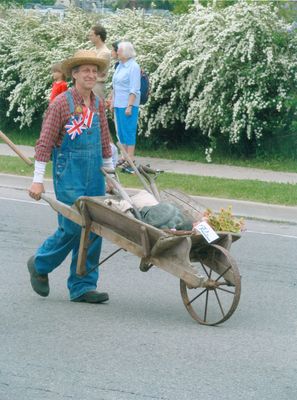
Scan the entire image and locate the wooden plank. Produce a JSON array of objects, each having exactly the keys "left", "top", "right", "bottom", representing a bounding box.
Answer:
[
  {"left": 149, "top": 236, "right": 206, "bottom": 288},
  {"left": 77, "top": 196, "right": 165, "bottom": 246},
  {"left": 151, "top": 235, "right": 191, "bottom": 257},
  {"left": 41, "top": 194, "right": 82, "bottom": 226},
  {"left": 90, "top": 221, "right": 146, "bottom": 258},
  {"left": 76, "top": 203, "right": 92, "bottom": 276},
  {"left": 140, "top": 226, "right": 150, "bottom": 257}
]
